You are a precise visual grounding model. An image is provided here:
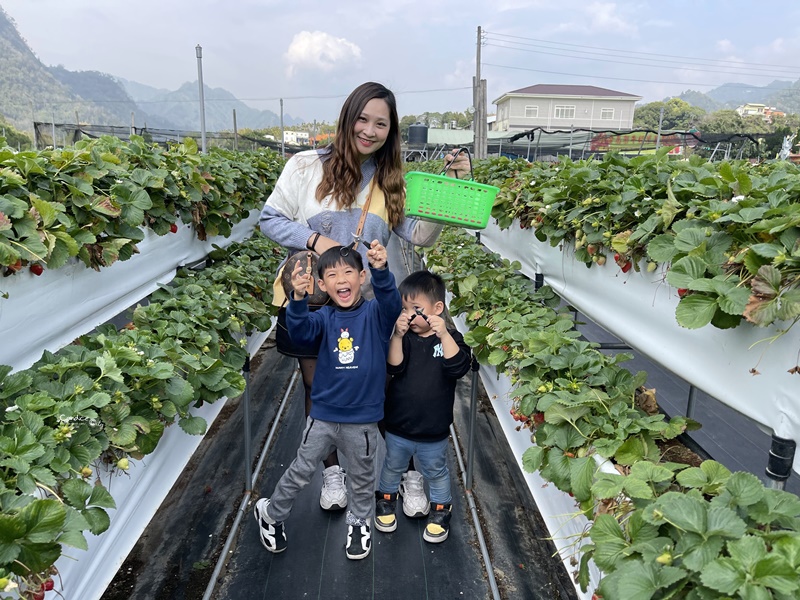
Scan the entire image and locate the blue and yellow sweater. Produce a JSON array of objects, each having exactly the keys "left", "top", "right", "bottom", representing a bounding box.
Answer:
[{"left": 286, "top": 265, "right": 401, "bottom": 424}]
